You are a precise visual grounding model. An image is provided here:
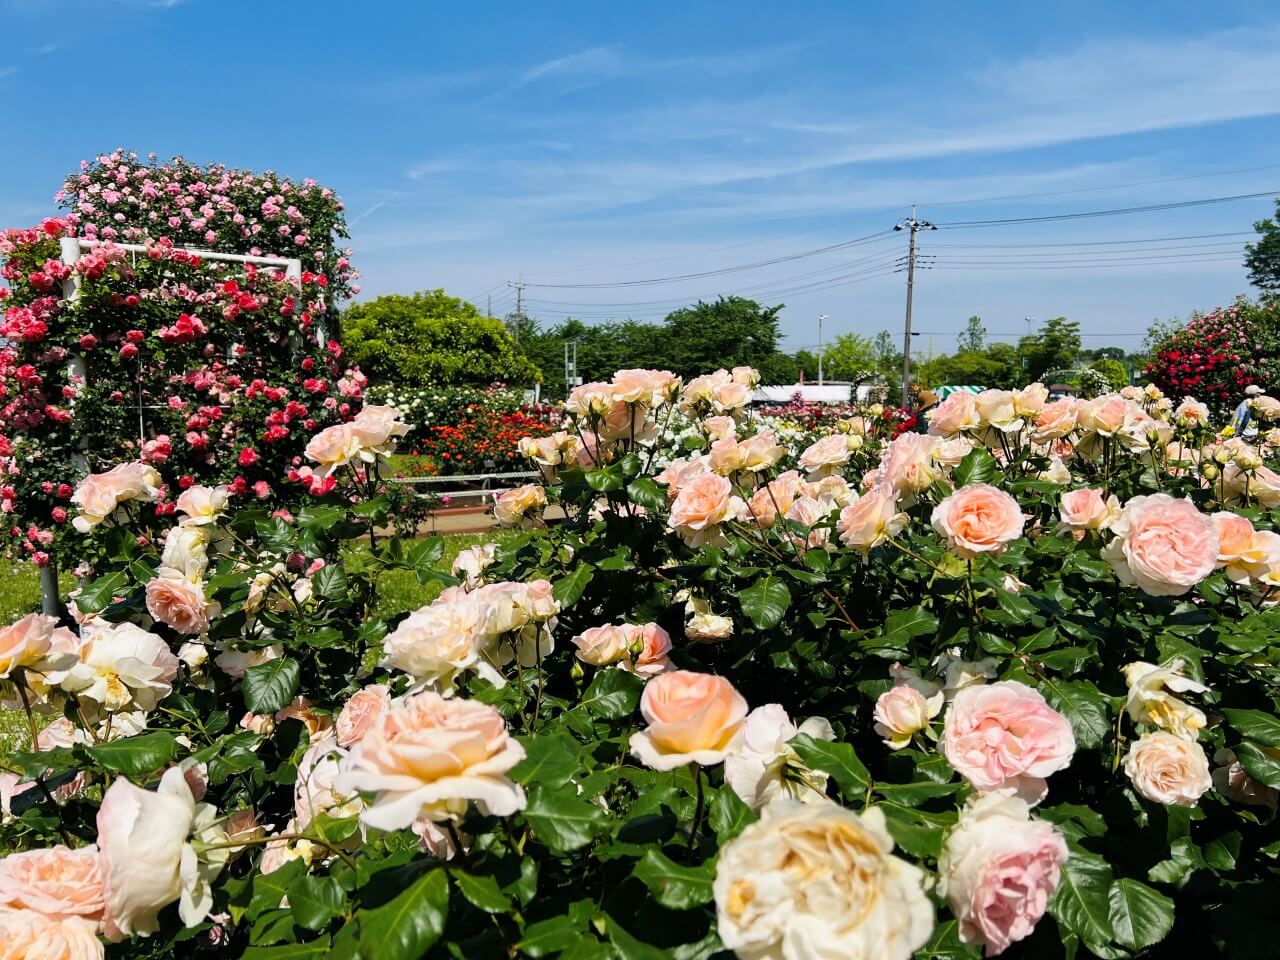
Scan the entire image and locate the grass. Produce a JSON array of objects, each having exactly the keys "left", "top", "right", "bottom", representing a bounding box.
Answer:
[{"left": 0, "top": 530, "right": 520, "bottom": 754}]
